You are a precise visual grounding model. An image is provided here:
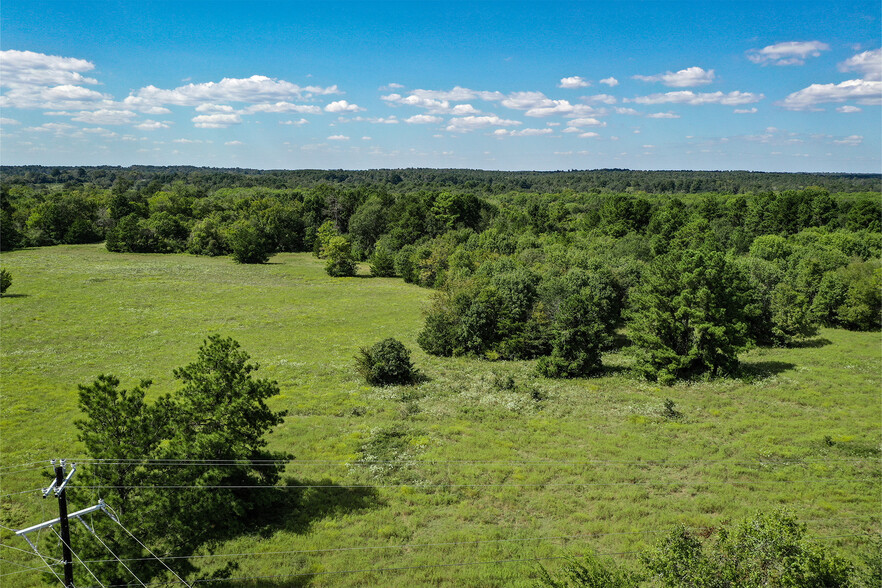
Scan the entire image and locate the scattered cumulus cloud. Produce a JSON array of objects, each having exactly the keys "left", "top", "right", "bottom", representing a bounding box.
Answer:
[
  {"left": 584, "top": 94, "right": 617, "bottom": 104},
  {"left": 493, "top": 128, "right": 553, "bottom": 137},
  {"left": 224, "top": 140, "right": 243, "bottom": 146},
  {"left": 405, "top": 114, "right": 443, "bottom": 124},
  {"left": 244, "top": 102, "right": 322, "bottom": 114},
  {"left": 633, "top": 66, "right": 715, "bottom": 87},
  {"left": 279, "top": 118, "right": 309, "bottom": 125},
  {"left": 833, "top": 135, "right": 862, "bottom": 145},
  {"left": 746, "top": 41, "right": 830, "bottom": 66},
  {"left": 734, "top": 107, "right": 758, "bottom": 114},
  {"left": 559, "top": 76, "right": 590, "bottom": 88},
  {"left": 646, "top": 112, "right": 680, "bottom": 118},
  {"left": 129, "top": 75, "right": 339, "bottom": 107},
  {"left": 445, "top": 115, "right": 521, "bottom": 132},
  {"left": 566, "top": 117, "right": 606, "bottom": 128},
  {"left": 599, "top": 77, "right": 619, "bottom": 87},
  {"left": 779, "top": 79, "right": 882, "bottom": 110},
  {"left": 71, "top": 109, "right": 138, "bottom": 125},
  {"left": 0, "top": 49, "right": 97, "bottom": 87},
  {"left": 836, "top": 105, "right": 861, "bottom": 113},
  {"left": 324, "top": 100, "right": 363, "bottom": 113},
  {"left": 192, "top": 113, "right": 242, "bottom": 128},
  {"left": 0, "top": 117, "right": 21, "bottom": 125},
  {"left": 627, "top": 90, "right": 763, "bottom": 106},
  {"left": 134, "top": 119, "right": 171, "bottom": 130},
  {"left": 327, "top": 134, "right": 349, "bottom": 140},
  {"left": 838, "top": 48, "right": 882, "bottom": 81}
]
